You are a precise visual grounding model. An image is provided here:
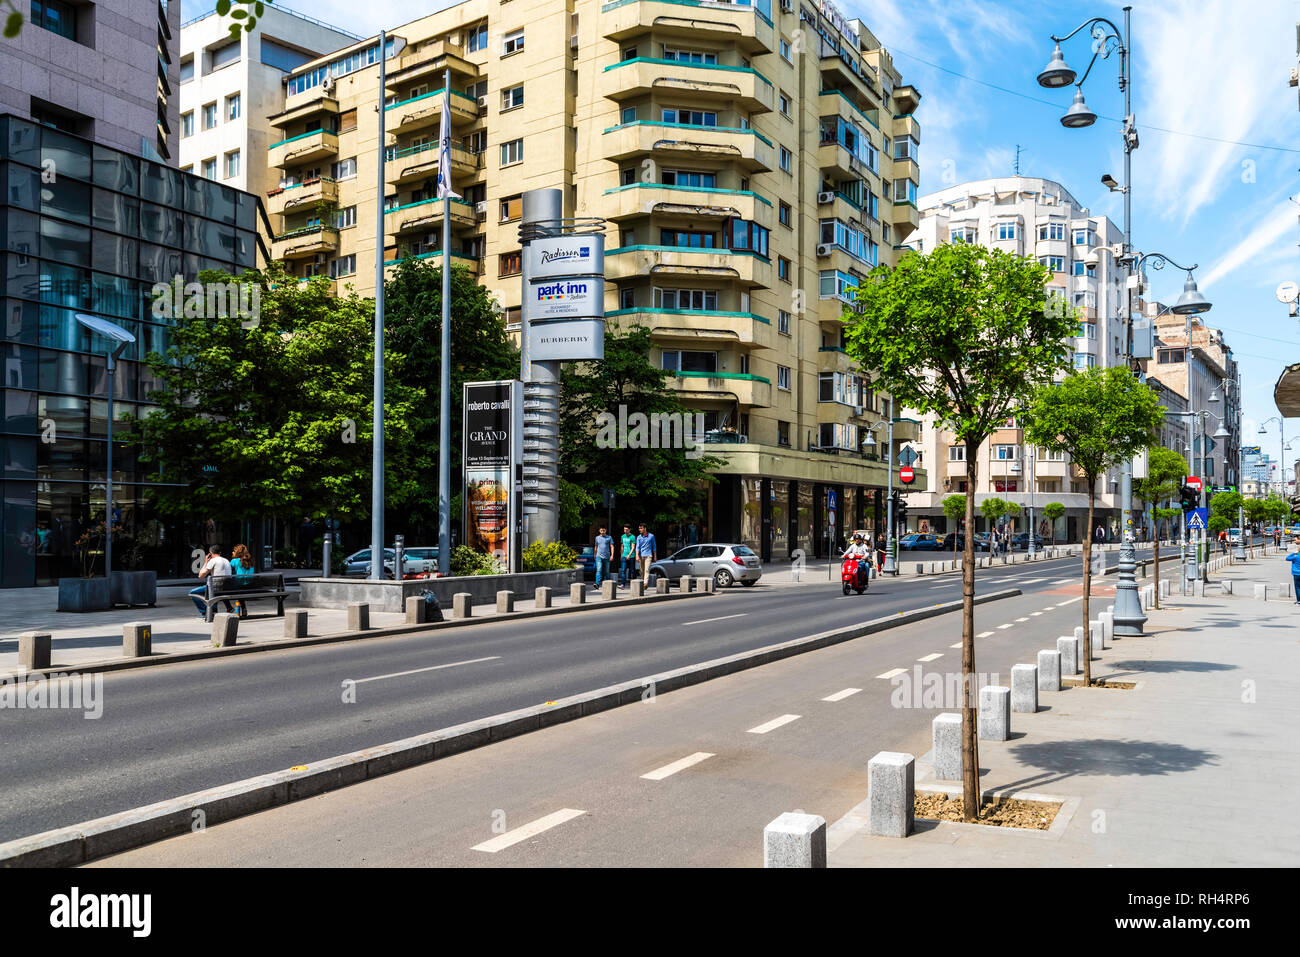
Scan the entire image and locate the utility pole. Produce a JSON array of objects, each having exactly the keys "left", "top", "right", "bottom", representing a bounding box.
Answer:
[{"left": 369, "top": 29, "right": 387, "bottom": 581}]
